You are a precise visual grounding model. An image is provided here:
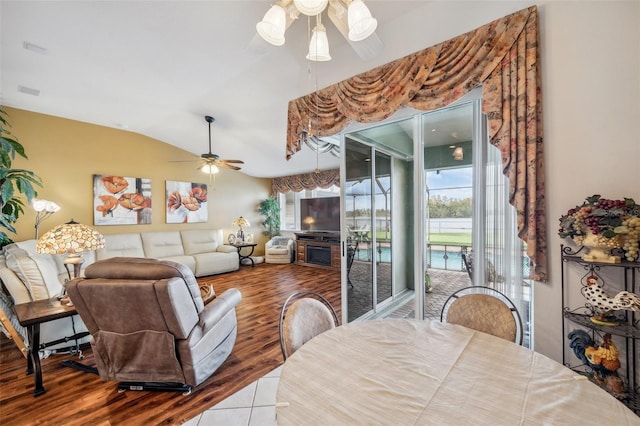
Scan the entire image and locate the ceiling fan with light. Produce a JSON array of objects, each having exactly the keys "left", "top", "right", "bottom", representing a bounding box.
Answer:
[{"left": 173, "top": 115, "right": 244, "bottom": 174}]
